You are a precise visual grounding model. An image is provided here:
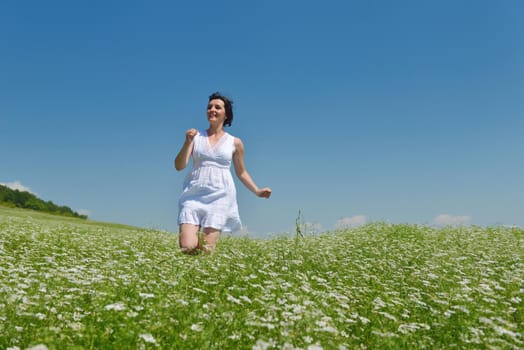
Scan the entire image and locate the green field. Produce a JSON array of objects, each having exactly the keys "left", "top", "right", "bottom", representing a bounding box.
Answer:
[{"left": 1, "top": 206, "right": 522, "bottom": 349}]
